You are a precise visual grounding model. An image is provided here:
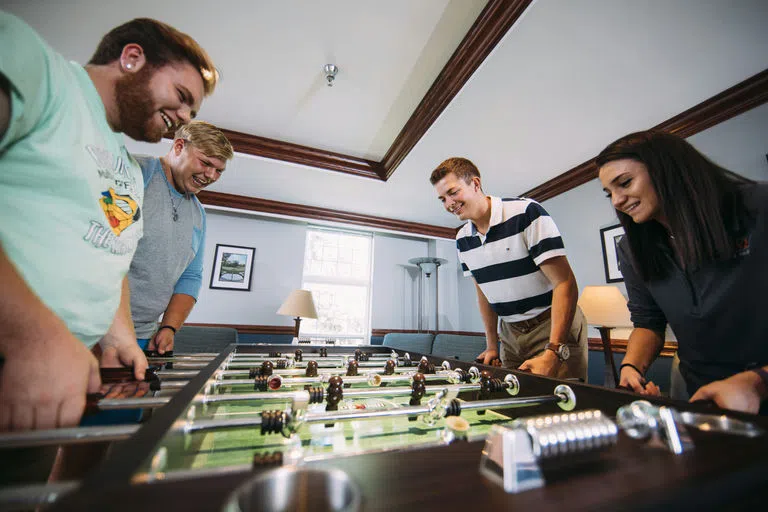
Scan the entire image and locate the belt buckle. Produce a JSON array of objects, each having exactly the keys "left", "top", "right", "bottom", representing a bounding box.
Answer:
[{"left": 515, "top": 319, "right": 533, "bottom": 334}]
